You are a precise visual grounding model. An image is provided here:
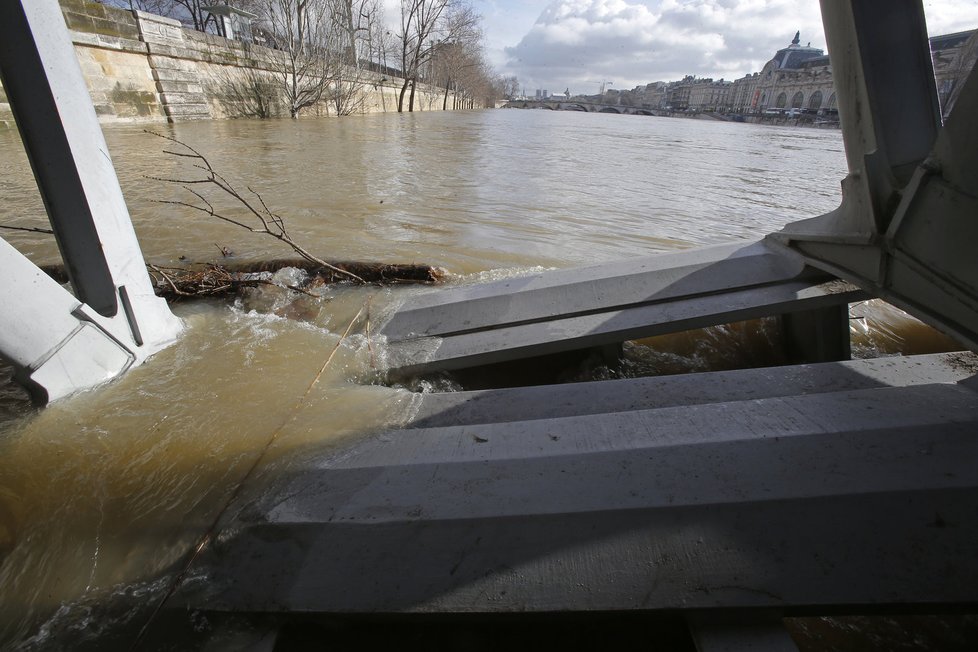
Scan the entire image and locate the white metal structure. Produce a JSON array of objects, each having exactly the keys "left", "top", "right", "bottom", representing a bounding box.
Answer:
[{"left": 0, "top": 0, "right": 182, "bottom": 403}]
